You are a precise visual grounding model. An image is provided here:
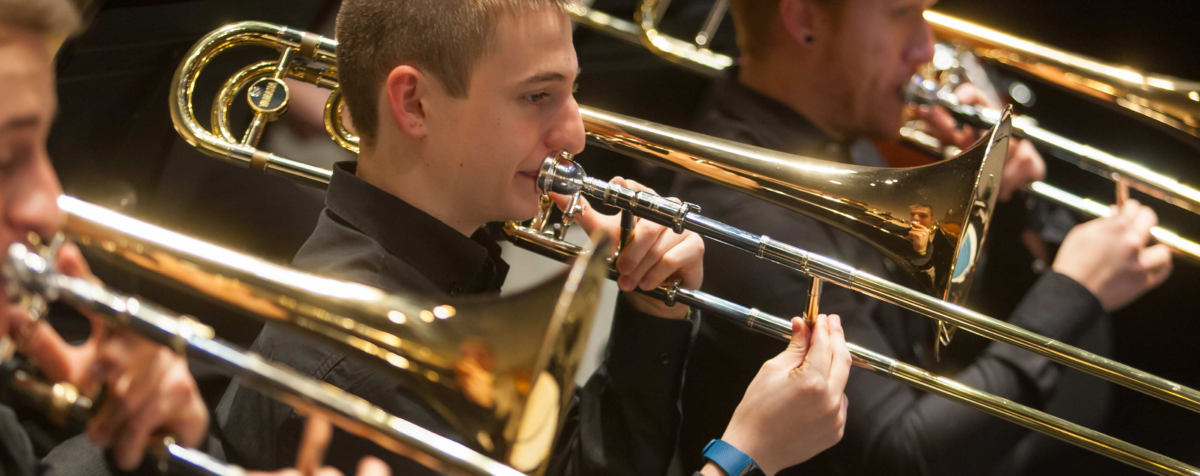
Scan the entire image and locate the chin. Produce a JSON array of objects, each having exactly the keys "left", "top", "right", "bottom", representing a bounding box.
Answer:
[
  {"left": 864, "top": 114, "right": 905, "bottom": 141},
  {"left": 505, "top": 194, "right": 543, "bottom": 223}
]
